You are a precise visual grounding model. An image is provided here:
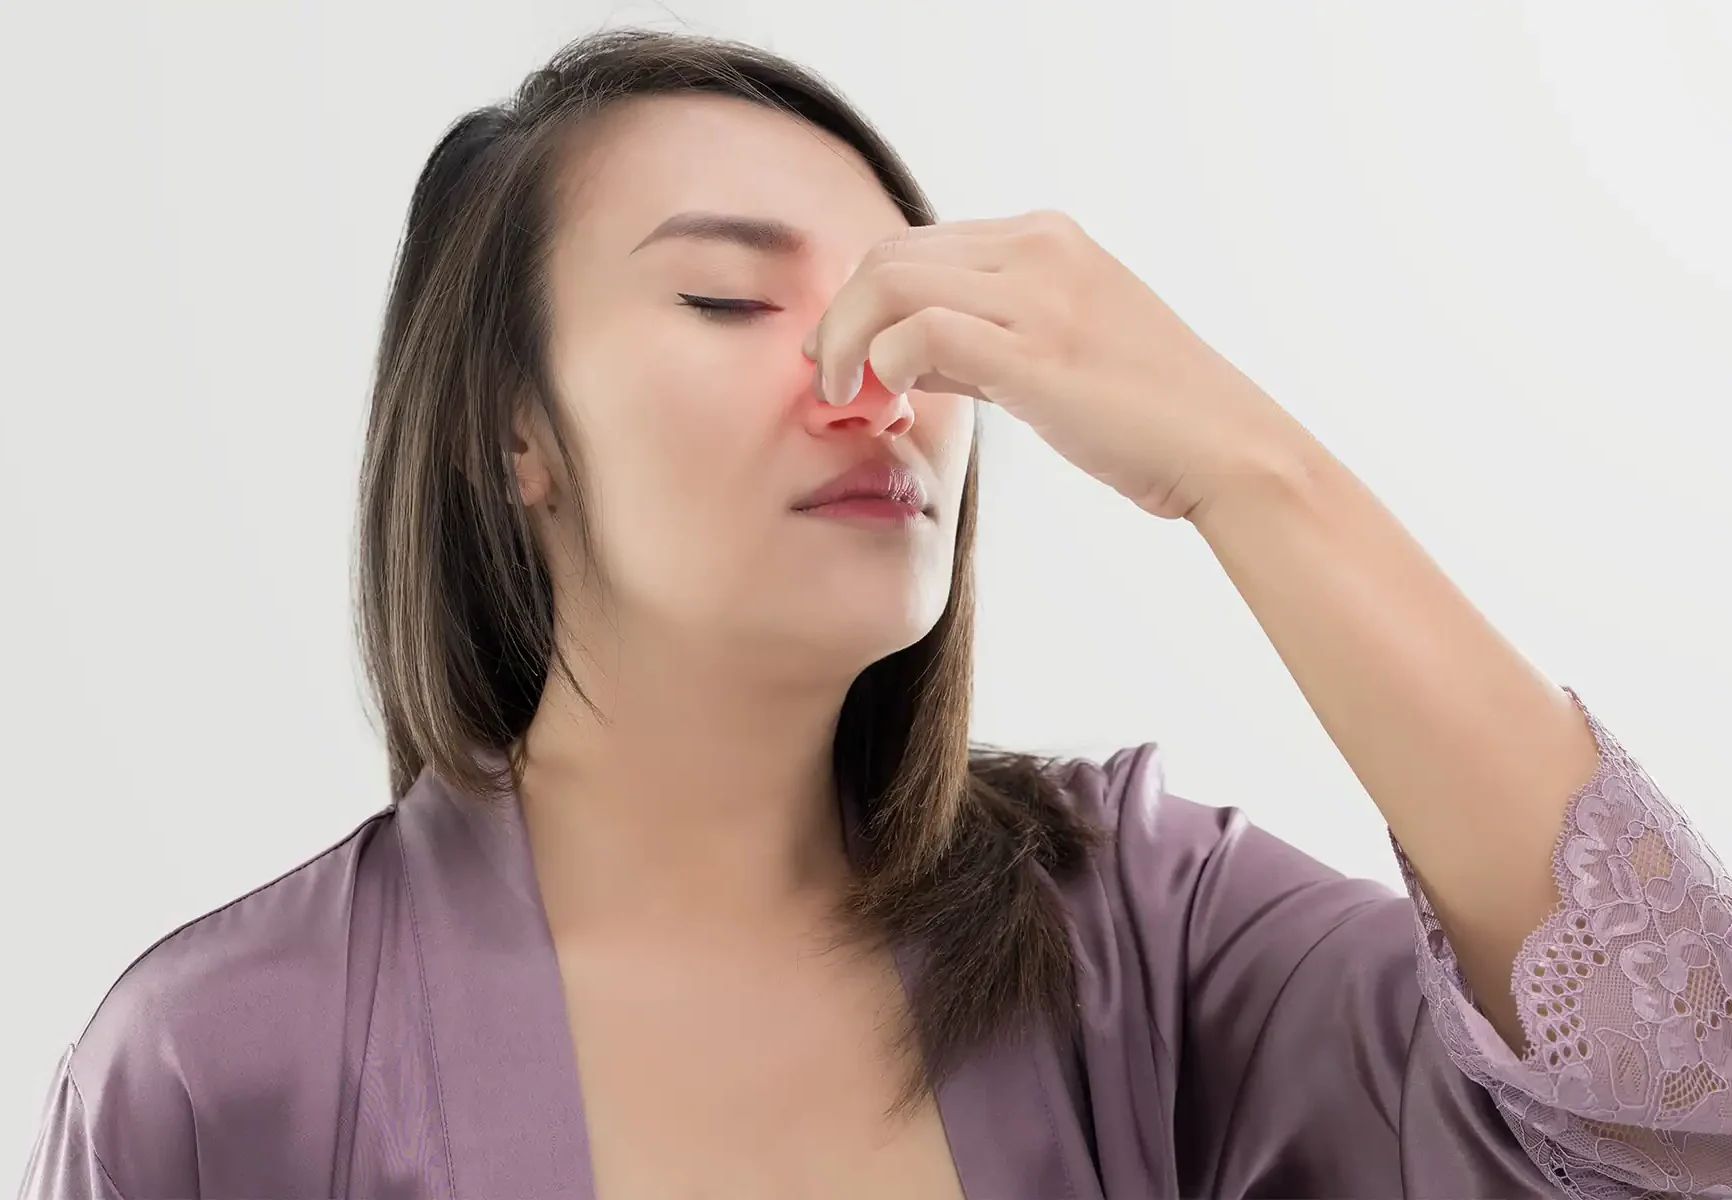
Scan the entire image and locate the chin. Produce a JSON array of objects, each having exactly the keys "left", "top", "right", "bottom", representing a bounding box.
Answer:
[{"left": 771, "top": 583, "right": 948, "bottom": 668}]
